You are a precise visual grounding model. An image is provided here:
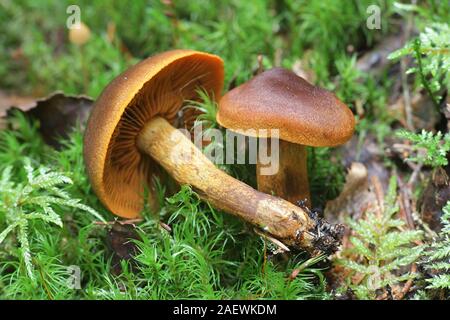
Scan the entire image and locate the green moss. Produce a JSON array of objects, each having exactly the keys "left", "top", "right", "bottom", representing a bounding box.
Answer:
[{"left": 0, "top": 0, "right": 448, "bottom": 300}]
